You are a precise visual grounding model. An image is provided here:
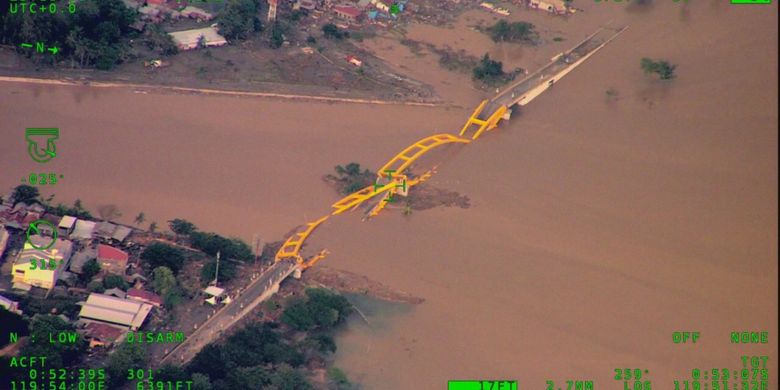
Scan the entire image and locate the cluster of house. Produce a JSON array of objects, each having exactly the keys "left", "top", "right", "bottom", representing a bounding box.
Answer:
[
  {"left": 525, "top": 0, "right": 571, "bottom": 15},
  {"left": 480, "top": 0, "right": 571, "bottom": 15},
  {"left": 116, "top": 0, "right": 417, "bottom": 54},
  {"left": 325, "top": 0, "right": 410, "bottom": 26},
  {"left": 0, "top": 201, "right": 165, "bottom": 348},
  {"left": 124, "top": 0, "right": 216, "bottom": 23},
  {"left": 119, "top": 0, "right": 228, "bottom": 51}
]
